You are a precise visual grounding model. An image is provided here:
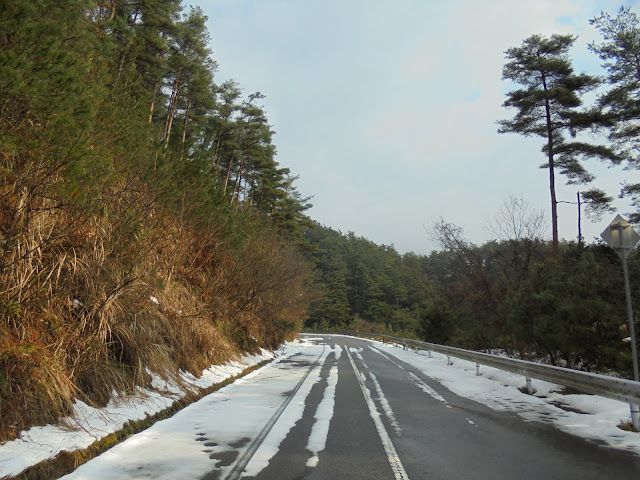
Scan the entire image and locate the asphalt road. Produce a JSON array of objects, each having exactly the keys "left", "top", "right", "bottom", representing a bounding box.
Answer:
[
  {"left": 62, "top": 334, "right": 640, "bottom": 479},
  {"left": 237, "top": 334, "right": 640, "bottom": 480}
]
